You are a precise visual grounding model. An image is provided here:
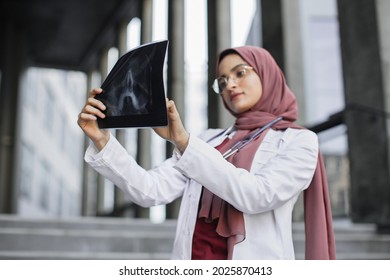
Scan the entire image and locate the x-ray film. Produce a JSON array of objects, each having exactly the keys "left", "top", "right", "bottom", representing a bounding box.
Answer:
[{"left": 96, "top": 40, "right": 168, "bottom": 128}]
